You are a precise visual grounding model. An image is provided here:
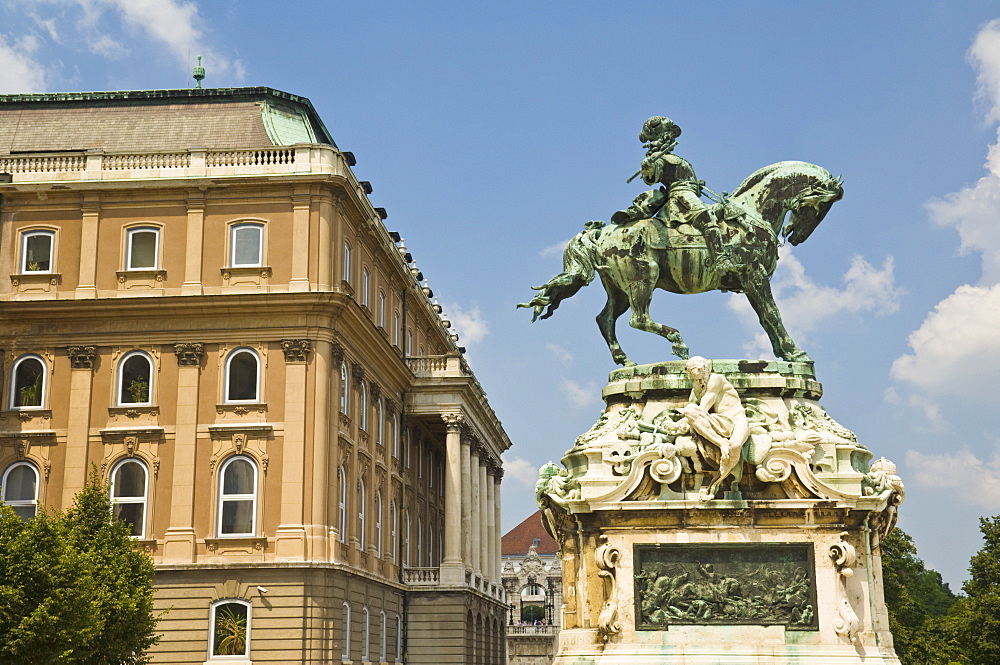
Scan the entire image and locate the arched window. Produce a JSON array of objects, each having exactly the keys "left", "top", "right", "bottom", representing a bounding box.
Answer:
[
  {"left": 375, "top": 490, "right": 383, "bottom": 558},
  {"left": 117, "top": 351, "right": 152, "bottom": 406},
  {"left": 359, "top": 382, "right": 368, "bottom": 431},
  {"left": 380, "top": 610, "right": 387, "bottom": 663},
  {"left": 362, "top": 267, "right": 370, "bottom": 307},
  {"left": 358, "top": 478, "right": 367, "bottom": 550},
  {"left": 9, "top": 354, "right": 45, "bottom": 409},
  {"left": 340, "top": 362, "right": 349, "bottom": 414},
  {"left": 341, "top": 602, "right": 351, "bottom": 661},
  {"left": 379, "top": 291, "right": 386, "bottom": 328},
  {"left": 362, "top": 606, "right": 371, "bottom": 662},
  {"left": 417, "top": 516, "right": 423, "bottom": 566},
  {"left": 343, "top": 241, "right": 352, "bottom": 285},
  {"left": 20, "top": 229, "right": 53, "bottom": 273},
  {"left": 126, "top": 226, "right": 159, "bottom": 270},
  {"left": 396, "top": 614, "right": 403, "bottom": 662},
  {"left": 403, "top": 511, "right": 411, "bottom": 567},
  {"left": 338, "top": 466, "right": 347, "bottom": 543},
  {"left": 390, "top": 501, "right": 398, "bottom": 563},
  {"left": 218, "top": 456, "right": 257, "bottom": 536},
  {"left": 392, "top": 413, "right": 400, "bottom": 458},
  {"left": 224, "top": 348, "right": 259, "bottom": 403},
  {"left": 376, "top": 399, "right": 384, "bottom": 446},
  {"left": 210, "top": 599, "right": 250, "bottom": 658},
  {"left": 230, "top": 223, "right": 264, "bottom": 267},
  {"left": 110, "top": 459, "right": 148, "bottom": 538},
  {"left": 2, "top": 462, "right": 38, "bottom": 520},
  {"left": 428, "top": 519, "right": 434, "bottom": 566}
]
